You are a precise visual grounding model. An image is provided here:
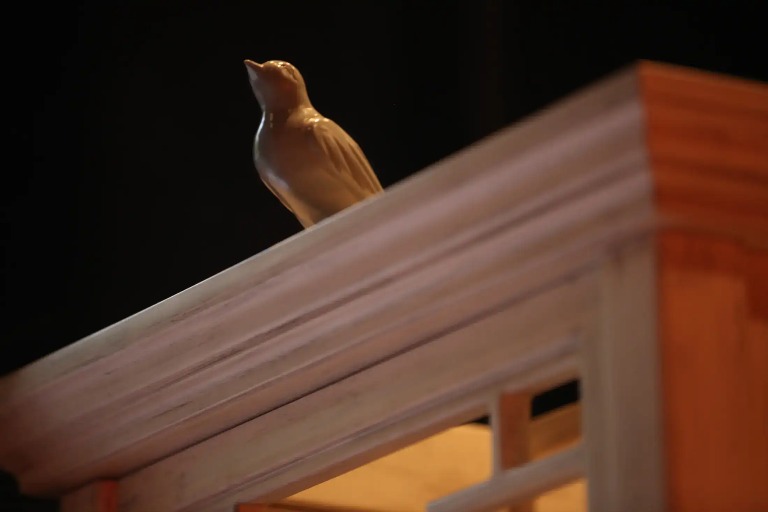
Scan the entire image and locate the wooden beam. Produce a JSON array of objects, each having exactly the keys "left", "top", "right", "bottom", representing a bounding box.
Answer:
[
  {"left": 427, "top": 444, "right": 585, "bottom": 512},
  {"left": 580, "top": 240, "right": 666, "bottom": 512},
  {"left": 0, "top": 62, "right": 649, "bottom": 496},
  {"left": 116, "top": 278, "right": 592, "bottom": 511},
  {"left": 2, "top": 61, "right": 763, "bottom": 512},
  {"left": 491, "top": 393, "right": 533, "bottom": 512}
]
